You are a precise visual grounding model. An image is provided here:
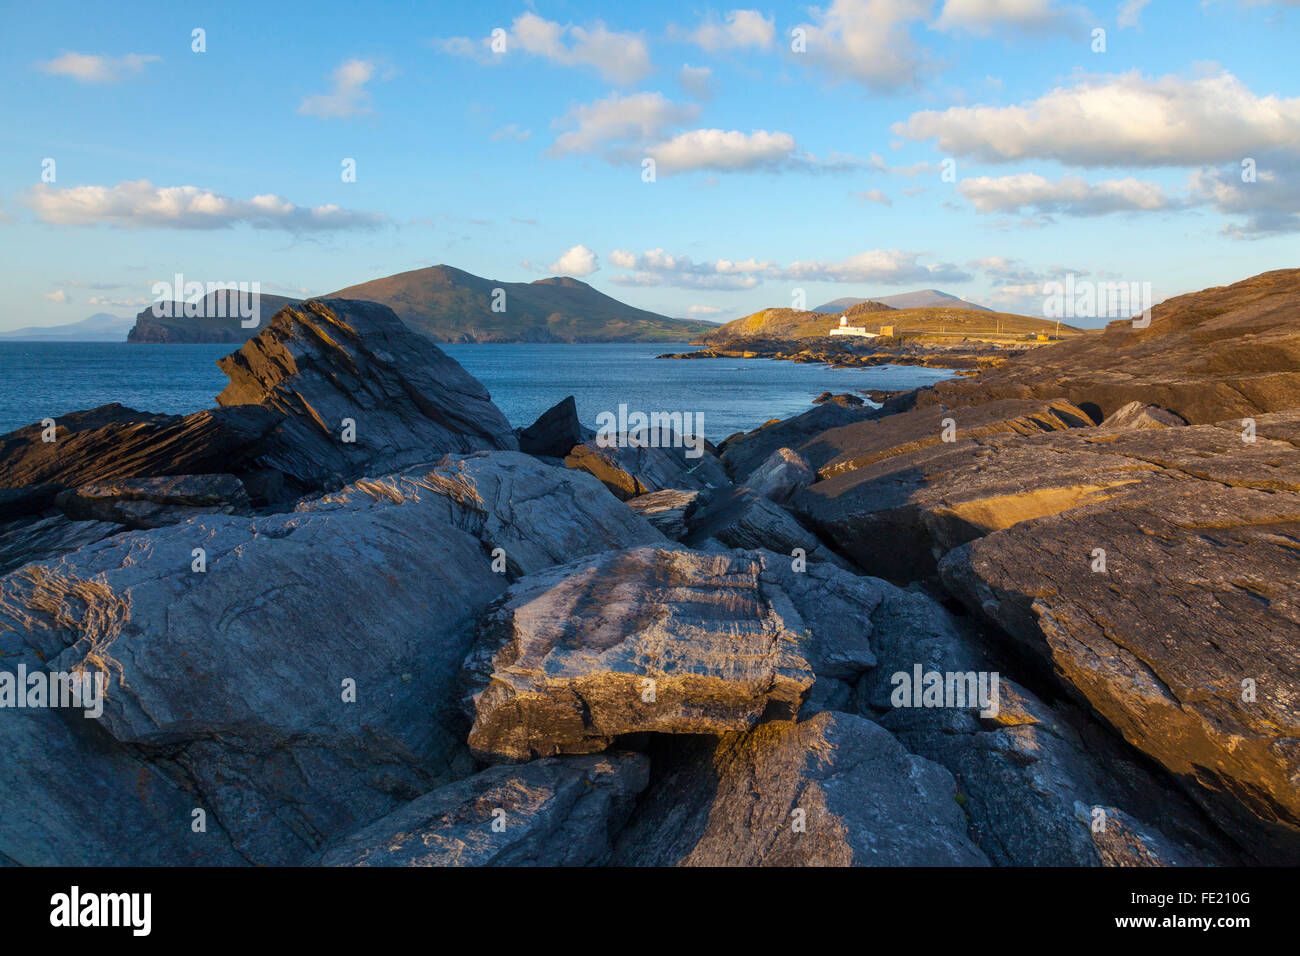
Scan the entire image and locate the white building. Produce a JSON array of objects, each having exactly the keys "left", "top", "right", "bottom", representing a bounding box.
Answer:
[{"left": 828, "top": 314, "right": 880, "bottom": 338}]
